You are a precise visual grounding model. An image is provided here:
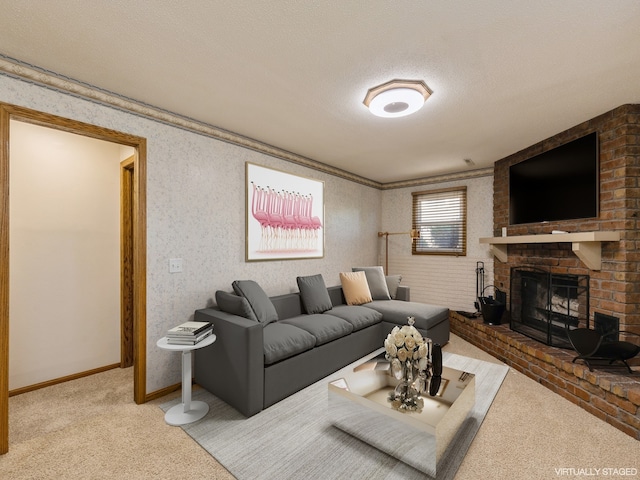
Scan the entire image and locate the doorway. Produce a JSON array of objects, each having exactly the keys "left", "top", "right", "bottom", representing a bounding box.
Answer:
[{"left": 0, "top": 103, "right": 147, "bottom": 454}]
